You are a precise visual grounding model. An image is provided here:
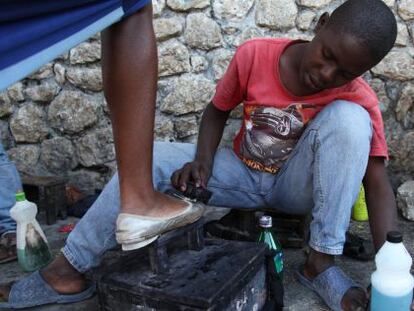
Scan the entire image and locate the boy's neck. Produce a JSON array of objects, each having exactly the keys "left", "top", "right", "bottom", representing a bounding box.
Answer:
[{"left": 279, "top": 42, "right": 314, "bottom": 97}]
